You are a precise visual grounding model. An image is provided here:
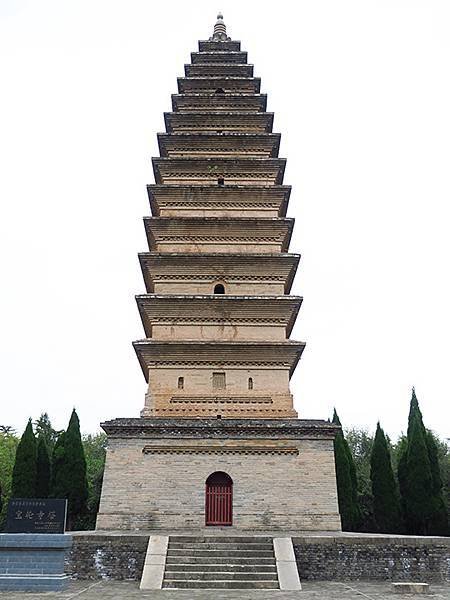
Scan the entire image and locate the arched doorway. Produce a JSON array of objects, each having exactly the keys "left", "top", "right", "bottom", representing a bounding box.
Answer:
[{"left": 205, "top": 472, "right": 233, "bottom": 526}]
